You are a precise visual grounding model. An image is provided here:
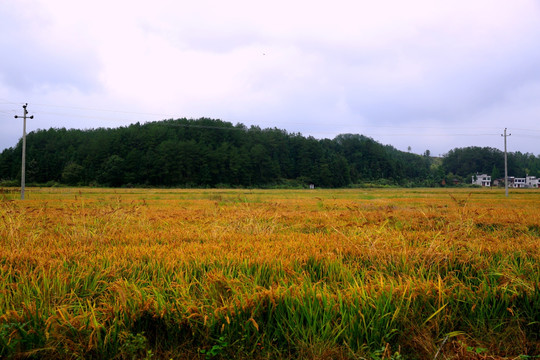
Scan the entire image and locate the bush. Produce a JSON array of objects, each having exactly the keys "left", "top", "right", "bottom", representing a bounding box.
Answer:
[{"left": 0, "top": 179, "right": 18, "bottom": 187}]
